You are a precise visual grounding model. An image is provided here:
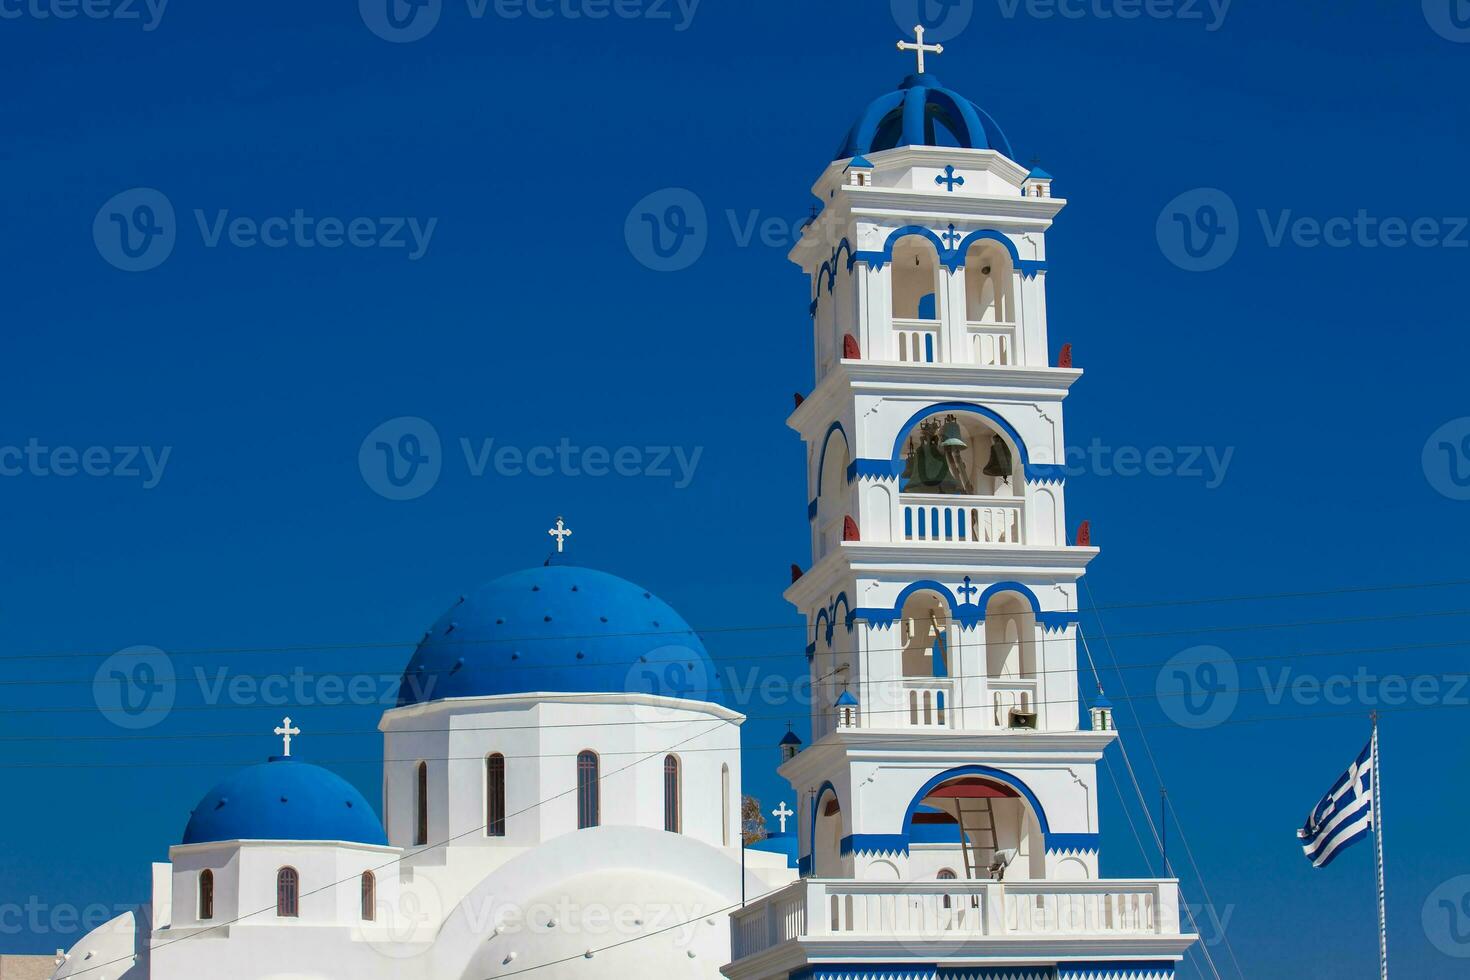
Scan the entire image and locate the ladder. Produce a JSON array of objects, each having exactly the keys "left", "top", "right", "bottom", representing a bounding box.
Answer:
[{"left": 950, "top": 797, "right": 998, "bottom": 880}]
